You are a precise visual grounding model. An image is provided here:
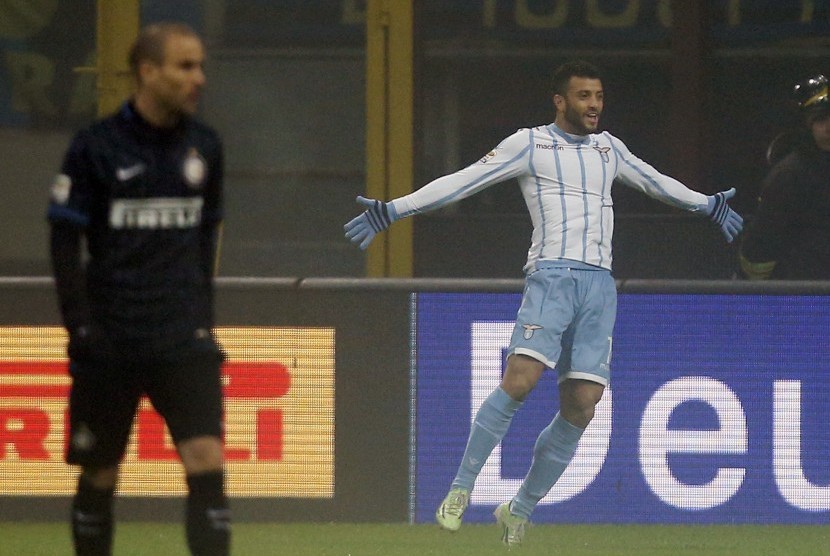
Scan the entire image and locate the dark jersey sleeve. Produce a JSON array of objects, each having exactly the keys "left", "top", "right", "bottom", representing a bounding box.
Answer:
[
  {"left": 49, "top": 223, "right": 90, "bottom": 332},
  {"left": 47, "top": 131, "right": 96, "bottom": 228},
  {"left": 47, "top": 131, "right": 95, "bottom": 332},
  {"left": 202, "top": 133, "right": 224, "bottom": 226},
  {"left": 198, "top": 131, "right": 224, "bottom": 327}
]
